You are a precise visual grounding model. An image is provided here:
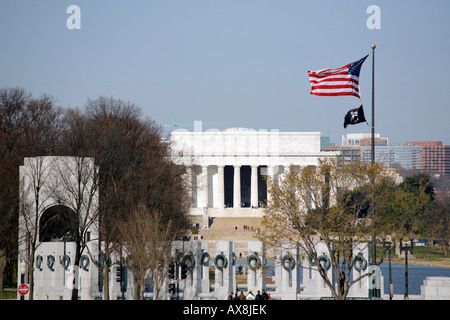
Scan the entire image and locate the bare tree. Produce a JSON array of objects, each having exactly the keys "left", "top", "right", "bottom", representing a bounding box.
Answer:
[
  {"left": 83, "top": 97, "right": 156, "bottom": 300},
  {"left": 118, "top": 204, "right": 186, "bottom": 300},
  {"left": 18, "top": 157, "right": 54, "bottom": 299},
  {"left": 57, "top": 96, "right": 190, "bottom": 299},
  {"left": 51, "top": 156, "right": 99, "bottom": 300},
  {"left": 0, "top": 87, "right": 62, "bottom": 292}
]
